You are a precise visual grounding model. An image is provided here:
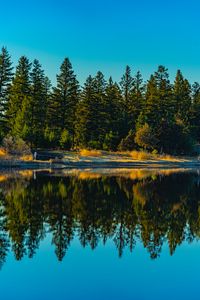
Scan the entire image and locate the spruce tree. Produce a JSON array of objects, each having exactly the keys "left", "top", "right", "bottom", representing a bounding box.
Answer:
[
  {"left": 48, "top": 58, "right": 79, "bottom": 147},
  {"left": 74, "top": 75, "right": 97, "bottom": 148},
  {"left": 30, "top": 59, "right": 48, "bottom": 146},
  {"left": 137, "top": 66, "right": 174, "bottom": 152},
  {"left": 0, "top": 47, "right": 13, "bottom": 136},
  {"left": 103, "top": 77, "right": 124, "bottom": 150},
  {"left": 130, "top": 71, "right": 144, "bottom": 127},
  {"left": 120, "top": 65, "right": 134, "bottom": 129},
  {"left": 173, "top": 70, "right": 191, "bottom": 125},
  {"left": 7, "top": 56, "right": 32, "bottom": 139},
  {"left": 189, "top": 82, "right": 200, "bottom": 141}
]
